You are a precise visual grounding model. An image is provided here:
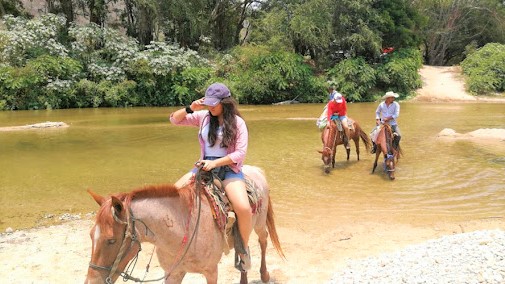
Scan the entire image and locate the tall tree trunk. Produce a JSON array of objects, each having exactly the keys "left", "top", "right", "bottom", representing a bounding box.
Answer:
[
  {"left": 61, "top": 0, "right": 74, "bottom": 26},
  {"left": 137, "top": 4, "right": 154, "bottom": 45},
  {"left": 88, "top": 0, "right": 106, "bottom": 27}
]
